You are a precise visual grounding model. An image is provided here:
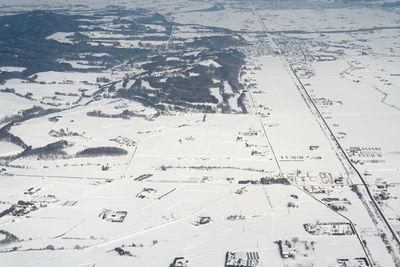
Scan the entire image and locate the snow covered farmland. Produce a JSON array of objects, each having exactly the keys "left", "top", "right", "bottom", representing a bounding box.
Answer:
[{"left": 1, "top": 0, "right": 400, "bottom": 266}]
